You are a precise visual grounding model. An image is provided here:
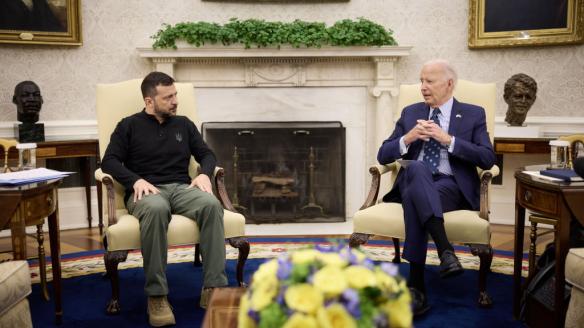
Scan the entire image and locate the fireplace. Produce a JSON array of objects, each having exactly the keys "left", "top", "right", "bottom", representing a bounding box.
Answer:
[{"left": 203, "top": 122, "right": 345, "bottom": 223}]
